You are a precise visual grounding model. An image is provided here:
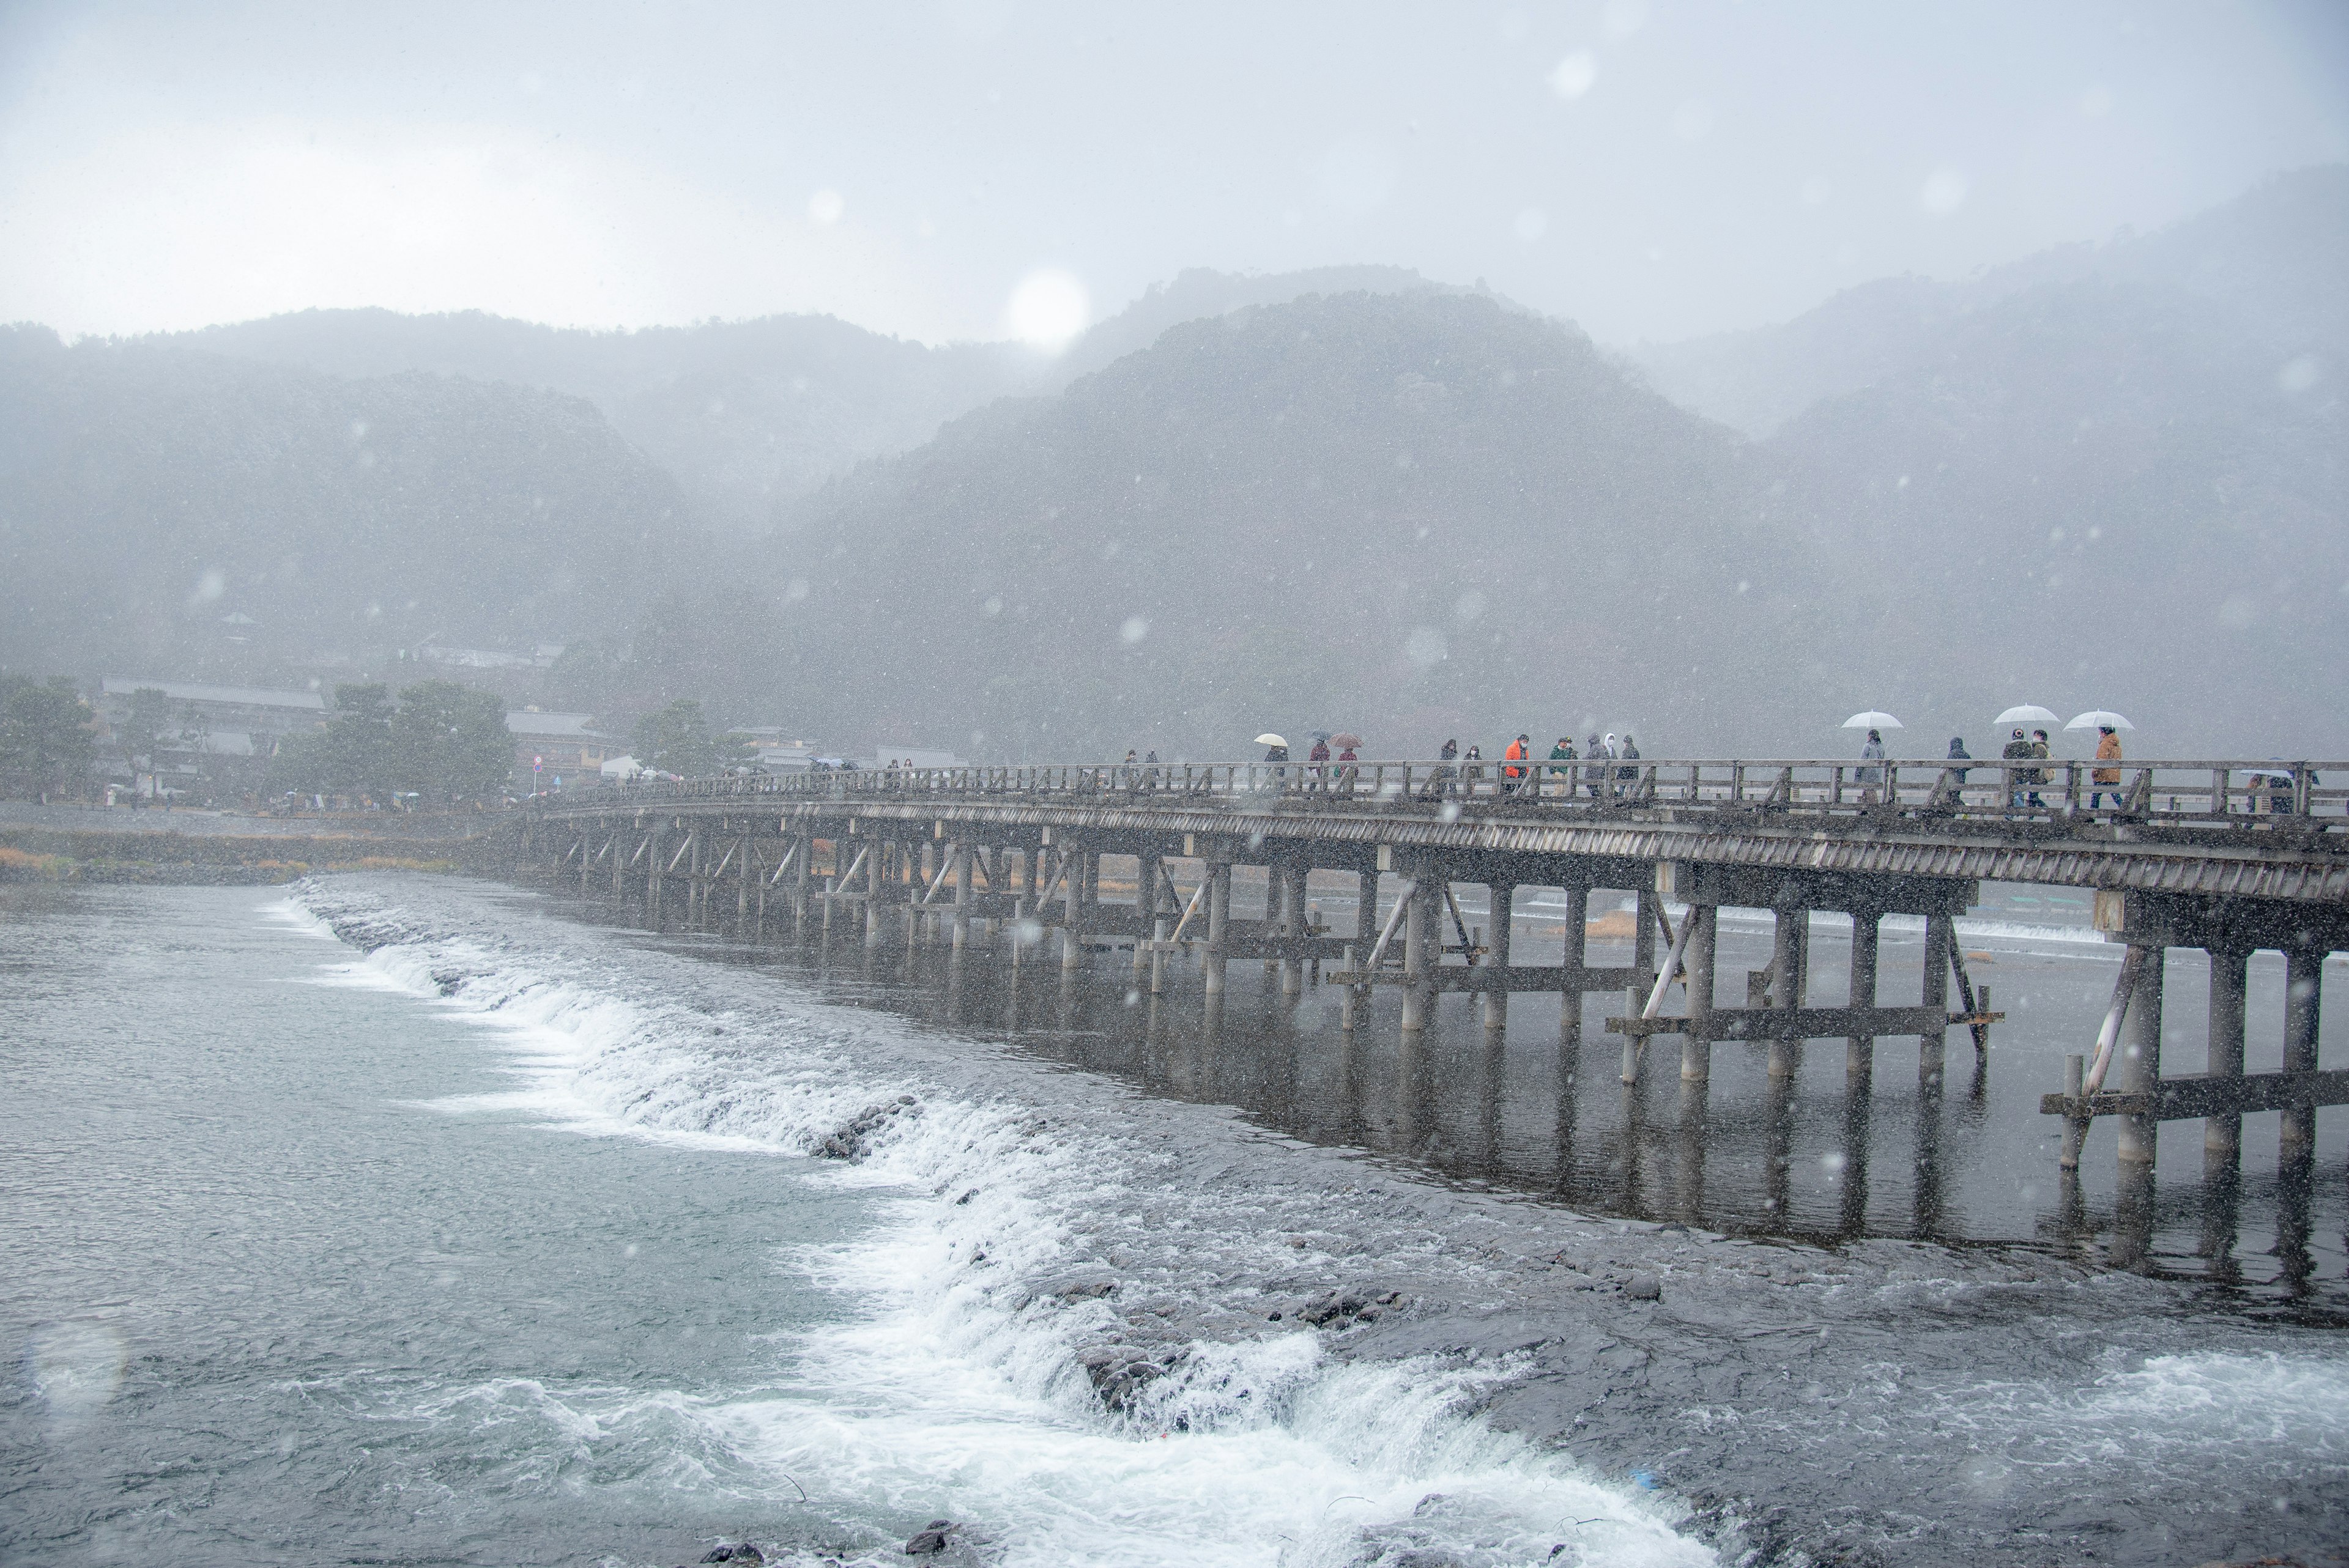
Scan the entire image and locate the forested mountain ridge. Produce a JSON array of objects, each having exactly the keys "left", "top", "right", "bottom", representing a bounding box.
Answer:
[
  {"left": 145, "top": 267, "right": 1457, "bottom": 532},
  {"left": 737, "top": 291, "right": 1811, "bottom": 758},
  {"left": 0, "top": 325, "right": 697, "bottom": 685},
  {"left": 163, "top": 308, "right": 1033, "bottom": 530}
]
